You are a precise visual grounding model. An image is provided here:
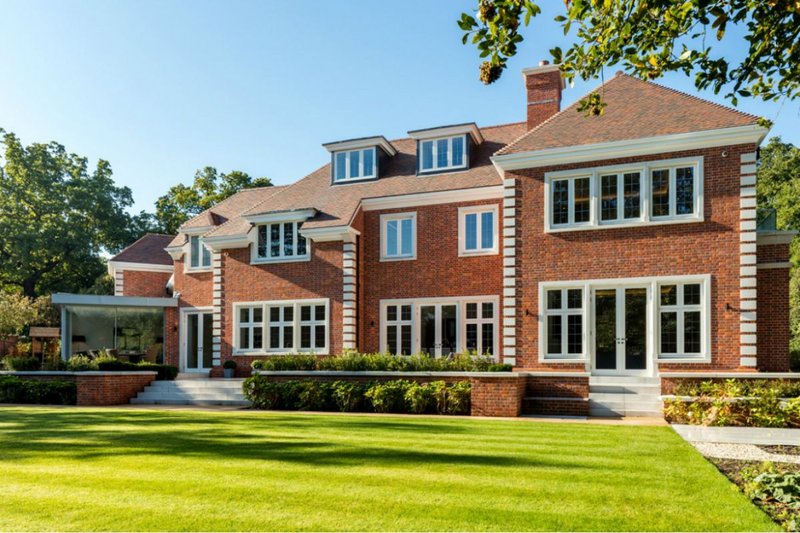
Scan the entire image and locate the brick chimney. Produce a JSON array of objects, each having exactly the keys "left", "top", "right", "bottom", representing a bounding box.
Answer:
[{"left": 523, "top": 60, "right": 564, "bottom": 130}]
